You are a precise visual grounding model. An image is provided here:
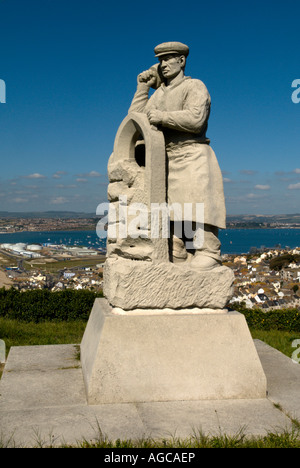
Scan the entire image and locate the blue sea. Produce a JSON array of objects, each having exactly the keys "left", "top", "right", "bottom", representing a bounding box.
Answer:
[{"left": 0, "top": 228, "right": 299, "bottom": 255}]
